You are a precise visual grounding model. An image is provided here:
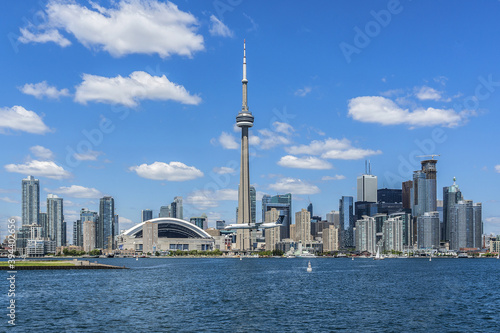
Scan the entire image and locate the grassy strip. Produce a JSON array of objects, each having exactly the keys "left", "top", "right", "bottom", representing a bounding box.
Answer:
[{"left": 0, "top": 261, "right": 75, "bottom": 267}]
